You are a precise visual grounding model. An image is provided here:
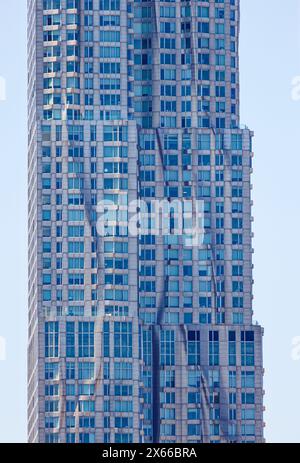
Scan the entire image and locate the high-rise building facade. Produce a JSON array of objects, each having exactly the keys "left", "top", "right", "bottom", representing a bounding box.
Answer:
[{"left": 28, "top": 0, "right": 264, "bottom": 443}]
